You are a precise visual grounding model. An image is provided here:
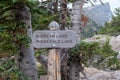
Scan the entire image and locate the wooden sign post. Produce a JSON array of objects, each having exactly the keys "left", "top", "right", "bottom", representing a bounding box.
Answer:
[{"left": 47, "top": 21, "right": 61, "bottom": 80}]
